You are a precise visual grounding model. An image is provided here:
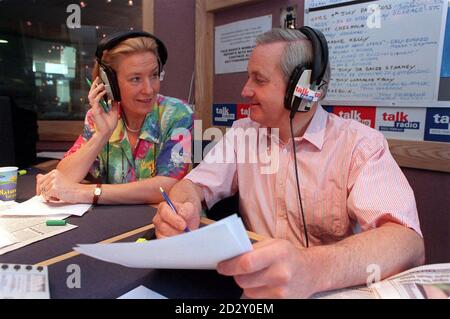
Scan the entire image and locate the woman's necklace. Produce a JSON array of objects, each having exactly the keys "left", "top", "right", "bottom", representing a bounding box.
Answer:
[{"left": 123, "top": 119, "right": 142, "bottom": 133}]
